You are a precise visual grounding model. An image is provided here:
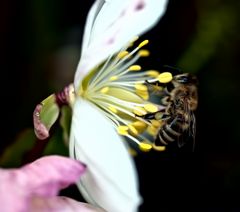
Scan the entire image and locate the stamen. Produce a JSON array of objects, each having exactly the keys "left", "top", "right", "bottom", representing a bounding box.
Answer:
[
  {"left": 128, "top": 125, "right": 139, "bottom": 135},
  {"left": 132, "top": 121, "right": 147, "bottom": 128},
  {"left": 138, "top": 49, "right": 150, "bottom": 57},
  {"left": 147, "top": 125, "right": 159, "bottom": 136},
  {"left": 92, "top": 96, "right": 152, "bottom": 126},
  {"left": 146, "top": 72, "right": 173, "bottom": 84},
  {"left": 136, "top": 90, "right": 149, "bottom": 100},
  {"left": 146, "top": 70, "right": 159, "bottom": 77},
  {"left": 135, "top": 84, "right": 148, "bottom": 91},
  {"left": 109, "top": 76, "right": 119, "bottom": 81},
  {"left": 111, "top": 55, "right": 141, "bottom": 78},
  {"left": 157, "top": 72, "right": 173, "bottom": 83},
  {"left": 100, "top": 87, "right": 109, "bottom": 94},
  {"left": 133, "top": 106, "right": 147, "bottom": 116},
  {"left": 150, "top": 120, "right": 162, "bottom": 128},
  {"left": 128, "top": 65, "right": 141, "bottom": 71},
  {"left": 79, "top": 37, "right": 164, "bottom": 152},
  {"left": 152, "top": 144, "right": 166, "bottom": 151},
  {"left": 117, "top": 126, "right": 129, "bottom": 135},
  {"left": 108, "top": 106, "right": 118, "bottom": 114},
  {"left": 143, "top": 104, "right": 158, "bottom": 113},
  {"left": 138, "top": 40, "right": 149, "bottom": 48},
  {"left": 132, "top": 121, "right": 147, "bottom": 134},
  {"left": 126, "top": 135, "right": 141, "bottom": 144},
  {"left": 117, "top": 51, "right": 129, "bottom": 59},
  {"left": 139, "top": 142, "right": 152, "bottom": 152},
  {"left": 88, "top": 53, "right": 114, "bottom": 89}
]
